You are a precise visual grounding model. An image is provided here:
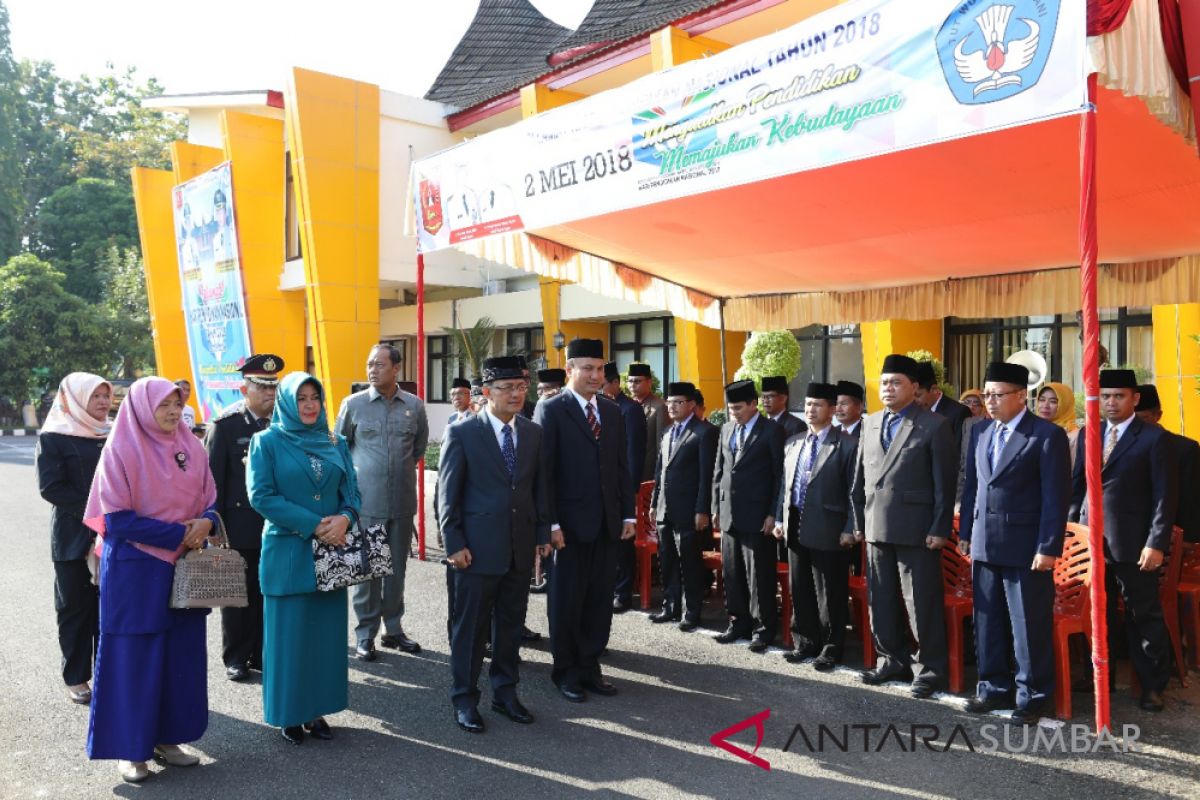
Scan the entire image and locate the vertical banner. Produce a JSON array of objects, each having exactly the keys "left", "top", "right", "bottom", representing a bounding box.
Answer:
[{"left": 172, "top": 162, "right": 252, "bottom": 421}]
